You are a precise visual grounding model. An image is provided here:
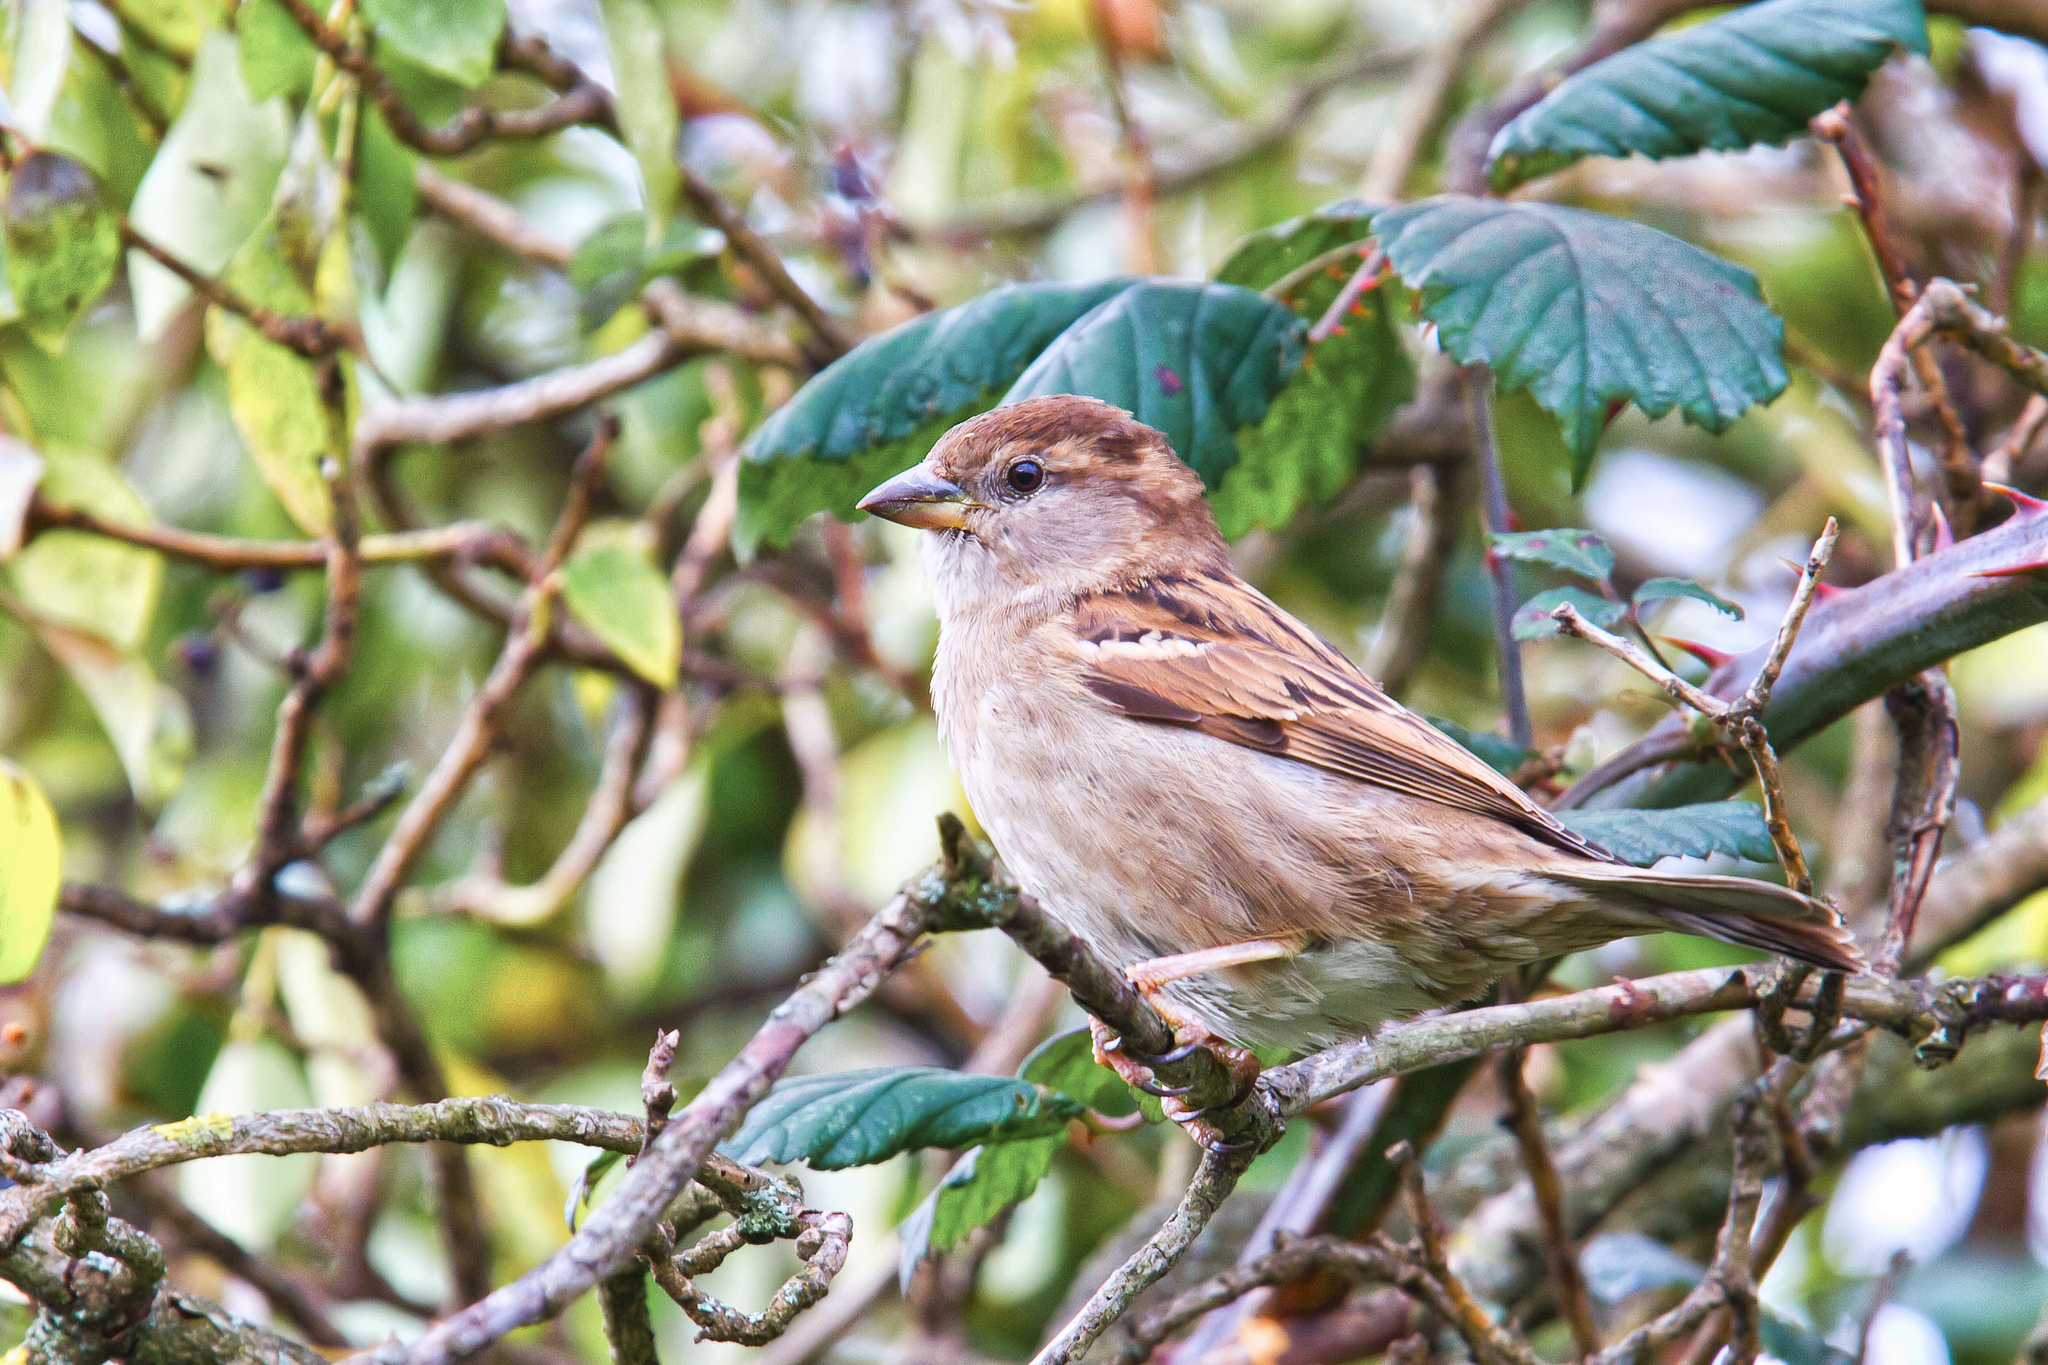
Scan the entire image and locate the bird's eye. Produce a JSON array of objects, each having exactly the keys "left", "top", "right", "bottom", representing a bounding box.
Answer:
[{"left": 1004, "top": 459, "right": 1045, "bottom": 495}]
